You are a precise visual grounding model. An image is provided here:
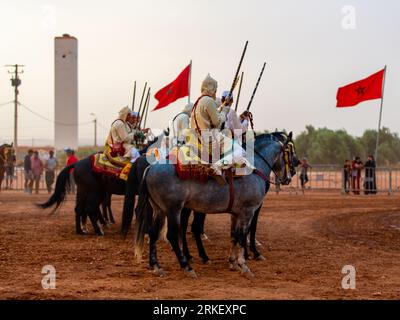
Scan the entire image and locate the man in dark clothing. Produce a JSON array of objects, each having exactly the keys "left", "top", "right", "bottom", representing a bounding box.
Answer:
[
  {"left": 24, "top": 149, "right": 34, "bottom": 193},
  {"left": 364, "top": 155, "right": 377, "bottom": 194},
  {"left": 351, "top": 156, "right": 363, "bottom": 195},
  {"left": 343, "top": 159, "right": 352, "bottom": 194}
]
